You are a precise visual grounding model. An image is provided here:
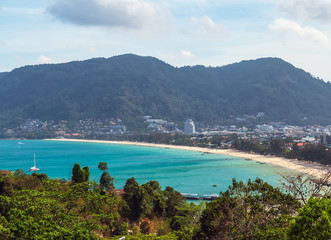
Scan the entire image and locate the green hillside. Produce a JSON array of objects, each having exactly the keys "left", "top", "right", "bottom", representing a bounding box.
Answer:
[{"left": 1, "top": 54, "right": 331, "bottom": 127}]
